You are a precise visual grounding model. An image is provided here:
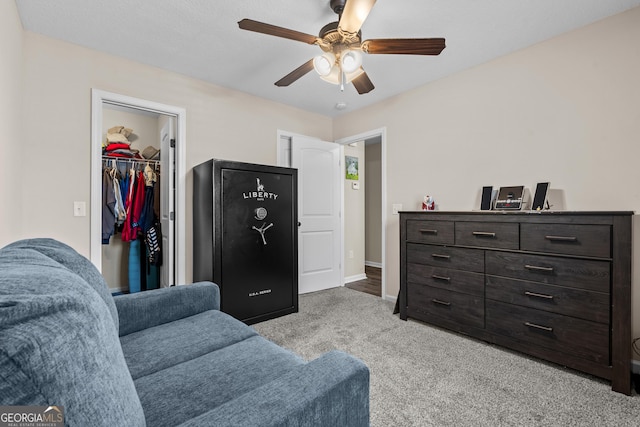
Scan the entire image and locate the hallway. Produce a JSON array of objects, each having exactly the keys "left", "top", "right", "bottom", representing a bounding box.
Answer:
[{"left": 345, "top": 266, "right": 381, "bottom": 297}]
